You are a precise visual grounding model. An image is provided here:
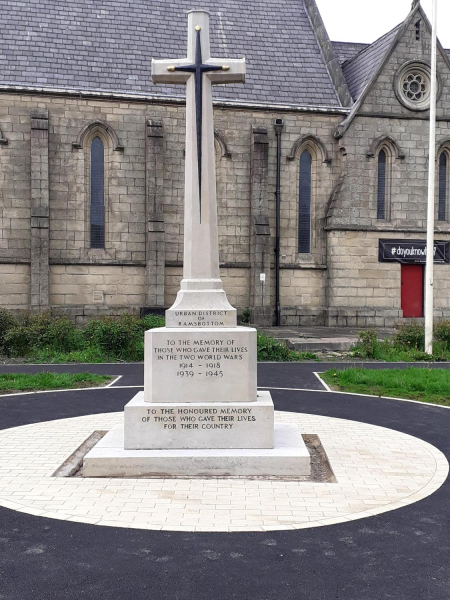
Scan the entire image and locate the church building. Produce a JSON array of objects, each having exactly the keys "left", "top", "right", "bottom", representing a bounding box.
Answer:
[{"left": 1, "top": 0, "right": 450, "bottom": 327}]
